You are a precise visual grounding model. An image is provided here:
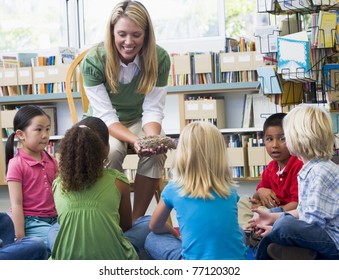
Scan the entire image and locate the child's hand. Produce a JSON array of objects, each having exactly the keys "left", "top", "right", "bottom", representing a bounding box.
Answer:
[
  {"left": 257, "top": 188, "right": 280, "bottom": 208},
  {"left": 255, "top": 224, "right": 273, "bottom": 237},
  {"left": 247, "top": 209, "right": 275, "bottom": 230}
]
